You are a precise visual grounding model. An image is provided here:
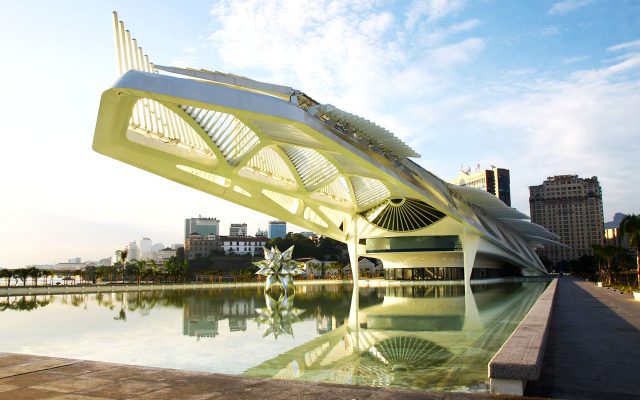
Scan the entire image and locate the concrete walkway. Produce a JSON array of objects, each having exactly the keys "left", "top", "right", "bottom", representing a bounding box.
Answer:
[
  {"left": 0, "top": 353, "right": 536, "bottom": 400},
  {"left": 525, "top": 277, "right": 640, "bottom": 399}
]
